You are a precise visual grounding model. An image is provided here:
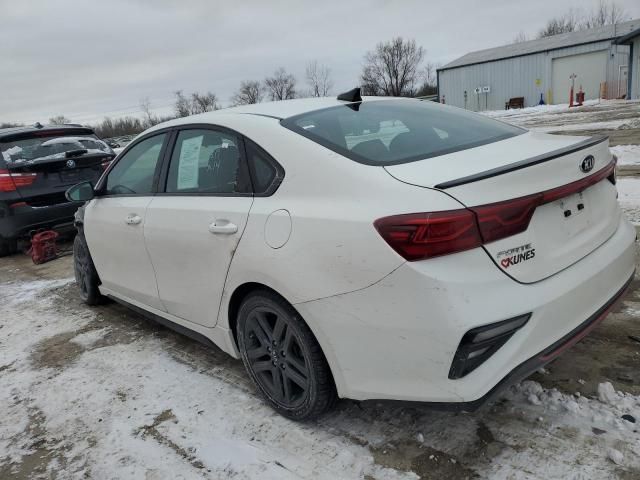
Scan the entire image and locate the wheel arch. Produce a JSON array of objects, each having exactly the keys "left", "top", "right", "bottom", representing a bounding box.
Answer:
[{"left": 226, "top": 281, "right": 345, "bottom": 397}]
